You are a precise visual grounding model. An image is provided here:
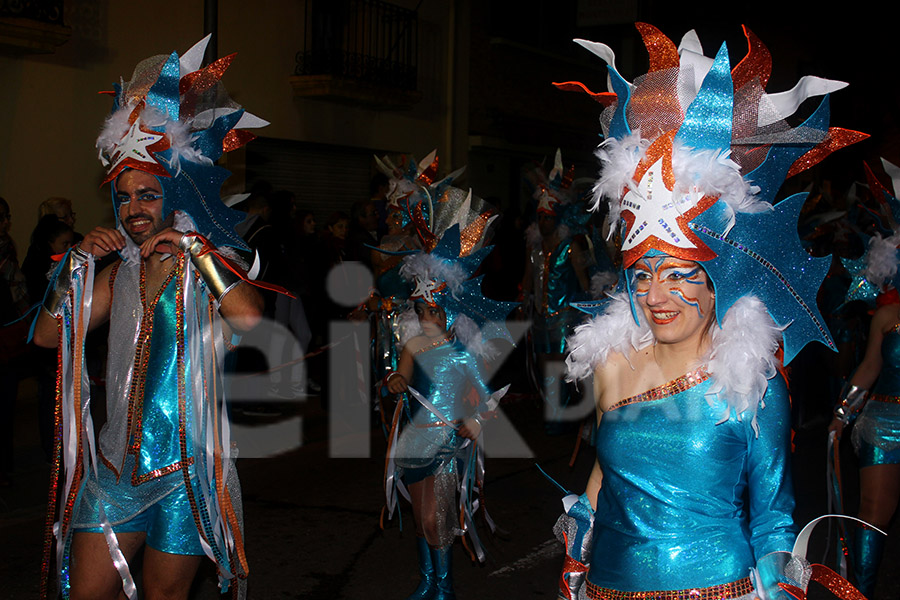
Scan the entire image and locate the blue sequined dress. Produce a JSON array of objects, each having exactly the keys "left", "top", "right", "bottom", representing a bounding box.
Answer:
[
  {"left": 587, "top": 368, "right": 795, "bottom": 592},
  {"left": 853, "top": 324, "right": 900, "bottom": 466},
  {"left": 394, "top": 338, "right": 493, "bottom": 547}
]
